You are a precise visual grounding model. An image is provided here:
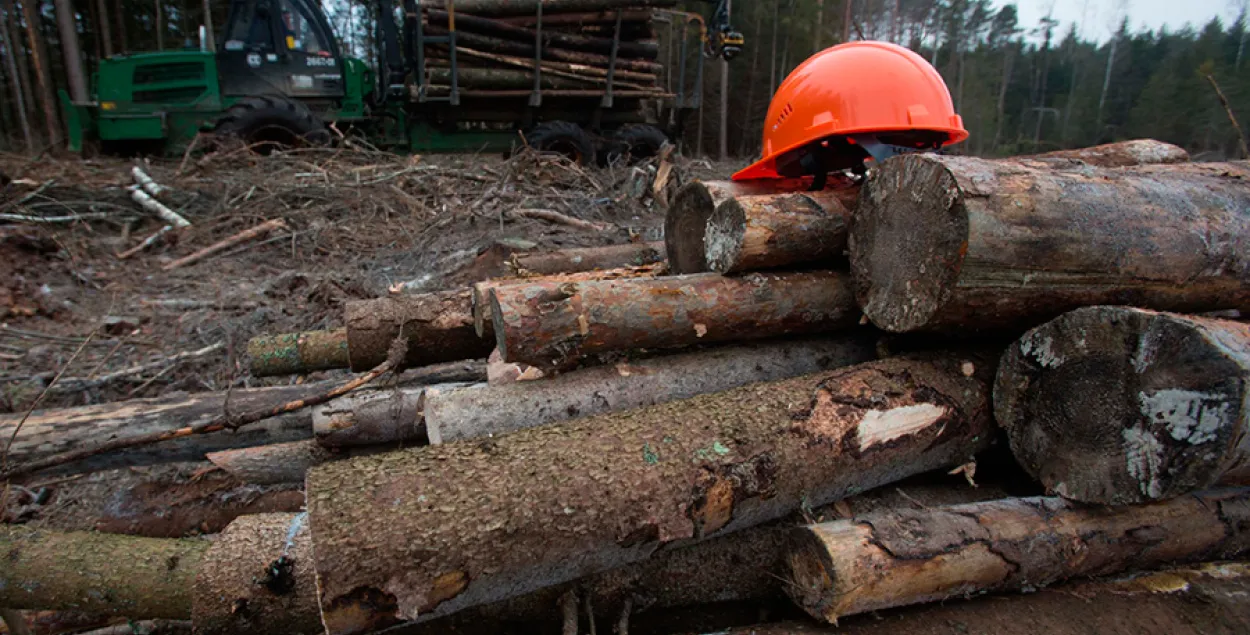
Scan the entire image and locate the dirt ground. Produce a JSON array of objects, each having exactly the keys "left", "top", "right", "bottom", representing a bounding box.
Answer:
[{"left": 0, "top": 146, "right": 725, "bottom": 415}]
